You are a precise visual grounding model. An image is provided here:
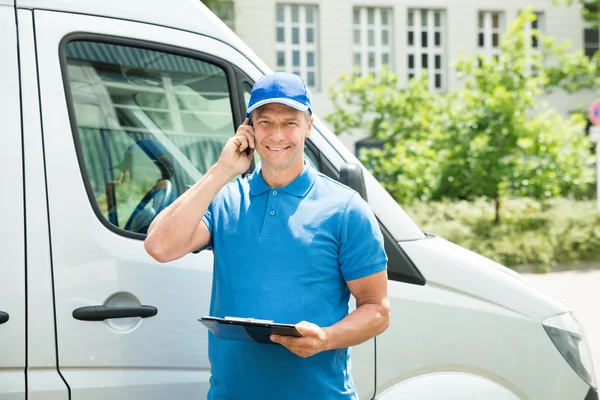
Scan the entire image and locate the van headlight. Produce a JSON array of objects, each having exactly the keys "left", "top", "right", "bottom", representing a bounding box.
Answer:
[{"left": 543, "top": 312, "right": 597, "bottom": 389}]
